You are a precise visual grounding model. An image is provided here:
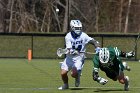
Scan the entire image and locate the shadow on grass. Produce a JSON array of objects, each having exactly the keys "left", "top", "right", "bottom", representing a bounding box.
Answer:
[
  {"left": 70, "top": 88, "right": 85, "bottom": 90},
  {"left": 70, "top": 87, "right": 124, "bottom": 92},
  {"left": 94, "top": 89, "right": 124, "bottom": 92}
]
